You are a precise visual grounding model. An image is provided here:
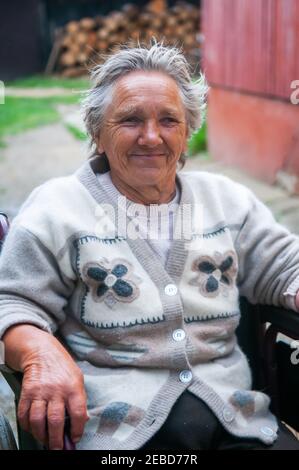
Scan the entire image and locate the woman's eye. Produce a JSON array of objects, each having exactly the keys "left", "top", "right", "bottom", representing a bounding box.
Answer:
[
  {"left": 122, "top": 117, "right": 140, "bottom": 123},
  {"left": 161, "top": 117, "right": 178, "bottom": 124}
]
